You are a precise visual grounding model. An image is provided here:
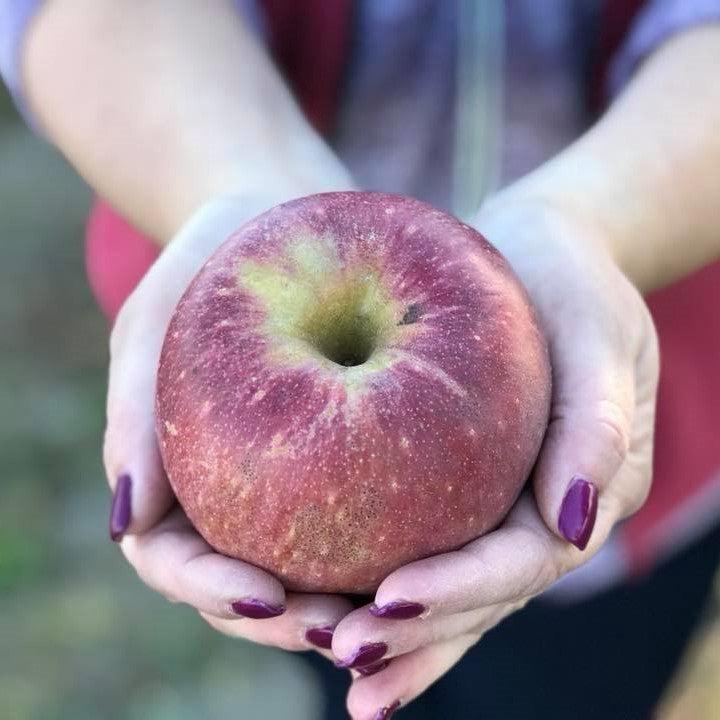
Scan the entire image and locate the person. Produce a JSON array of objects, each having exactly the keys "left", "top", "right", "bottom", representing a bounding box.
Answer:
[{"left": 2, "top": 1, "right": 720, "bottom": 718}]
